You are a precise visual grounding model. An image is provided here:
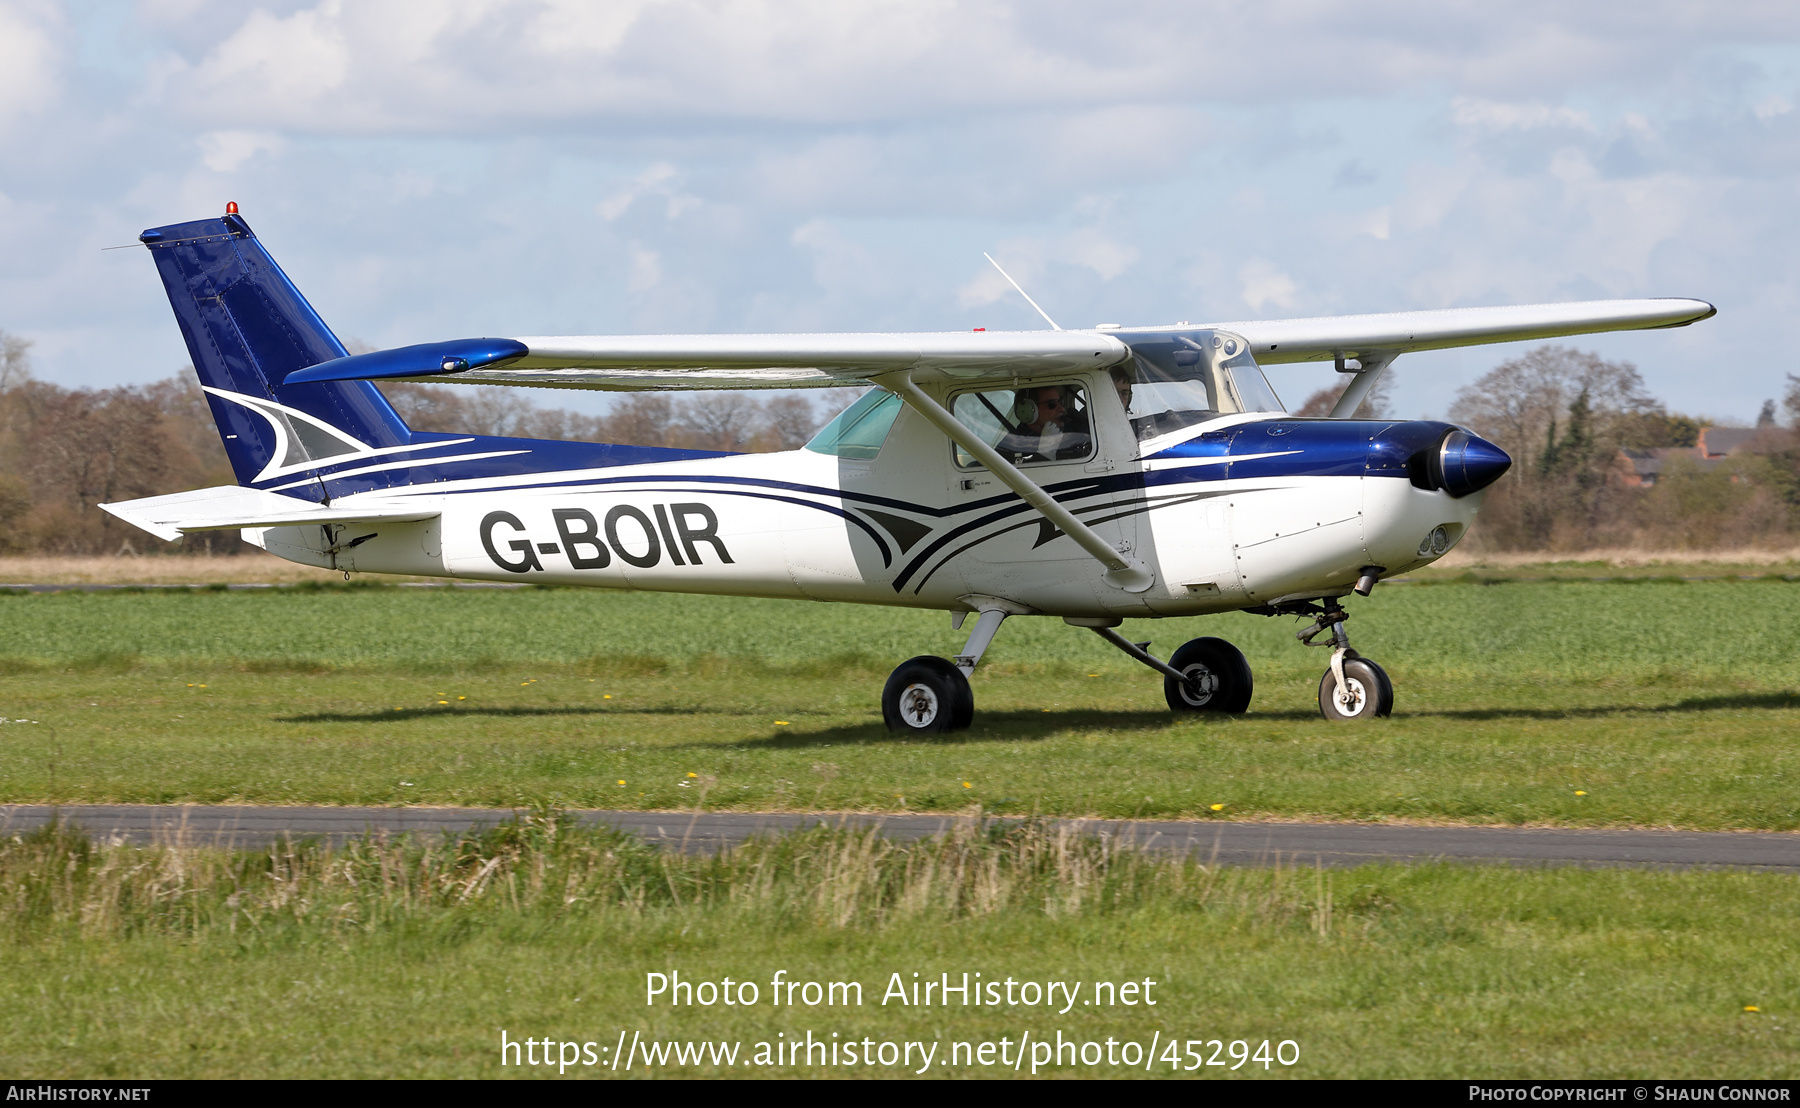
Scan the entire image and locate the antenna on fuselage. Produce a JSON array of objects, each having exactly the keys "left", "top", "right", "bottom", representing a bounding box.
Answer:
[{"left": 983, "top": 253, "right": 1062, "bottom": 331}]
